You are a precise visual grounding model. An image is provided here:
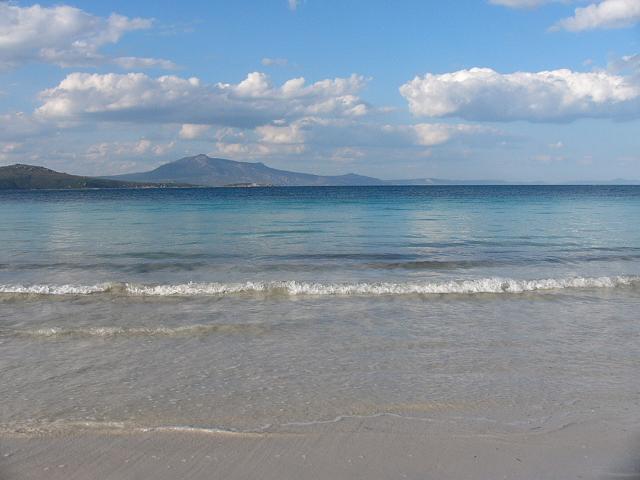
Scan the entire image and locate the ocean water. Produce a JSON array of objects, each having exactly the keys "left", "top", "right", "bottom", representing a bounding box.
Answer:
[{"left": 1, "top": 186, "right": 639, "bottom": 435}]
